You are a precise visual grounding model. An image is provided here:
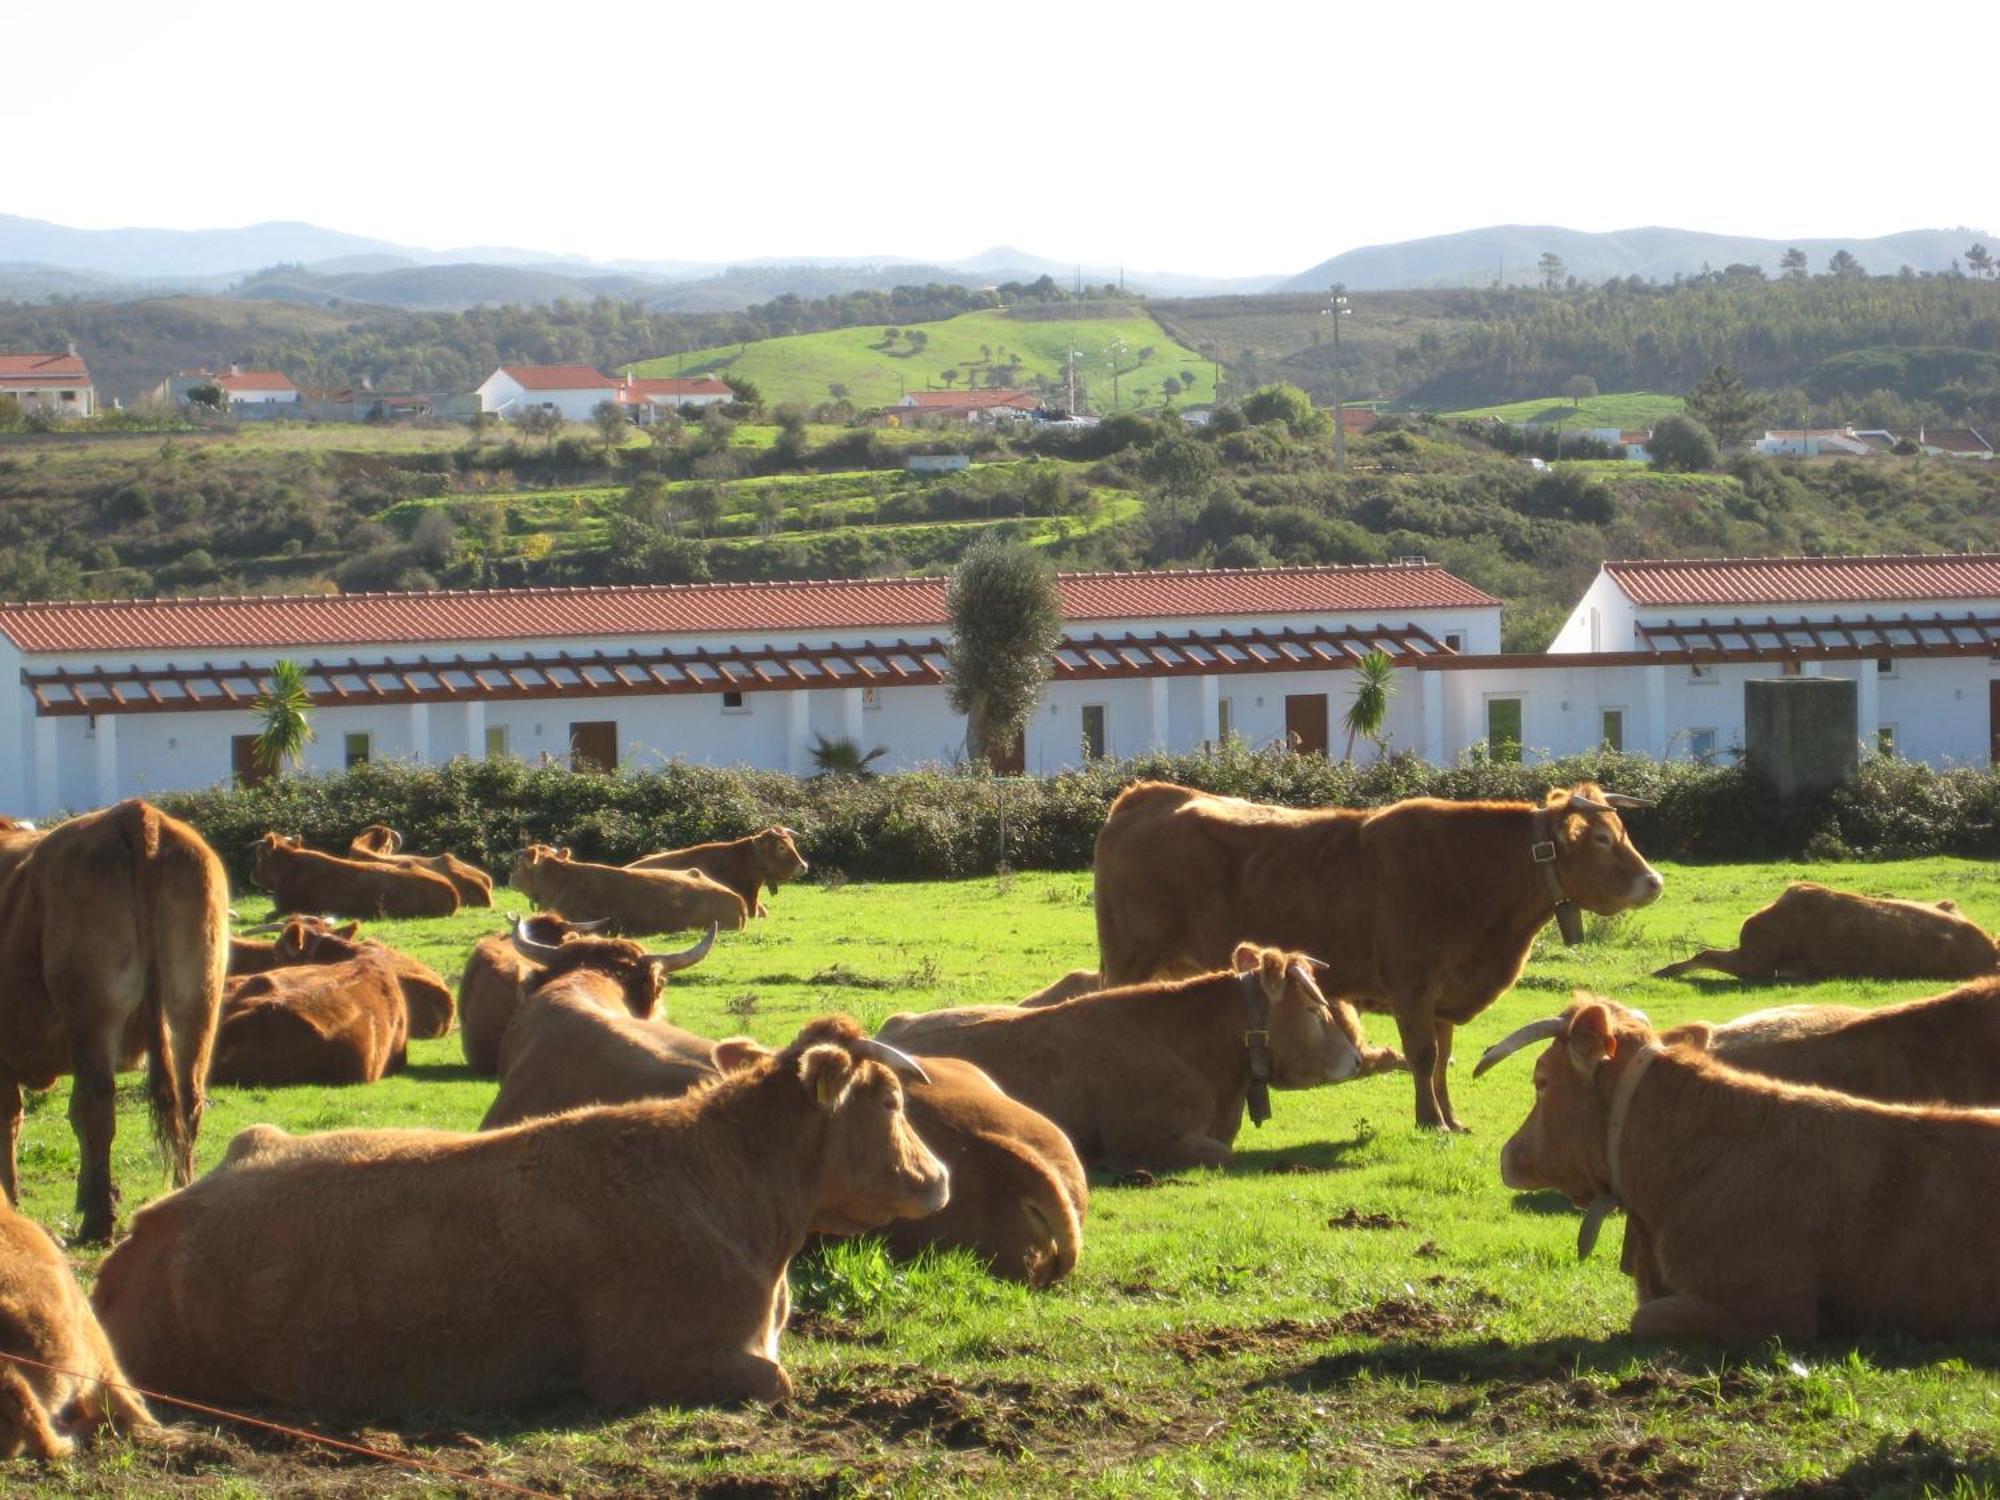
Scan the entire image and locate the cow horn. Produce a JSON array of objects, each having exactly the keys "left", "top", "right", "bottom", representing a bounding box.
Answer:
[
  {"left": 1473, "top": 1016, "right": 1569, "bottom": 1077},
  {"left": 856, "top": 1038, "right": 931, "bottom": 1086},
  {"left": 647, "top": 923, "right": 717, "bottom": 973},
  {"left": 1567, "top": 792, "right": 1613, "bottom": 812},
  {"left": 1600, "top": 791, "right": 1655, "bottom": 810},
  {"left": 569, "top": 917, "right": 612, "bottom": 933},
  {"left": 510, "top": 916, "right": 567, "bottom": 964}
]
